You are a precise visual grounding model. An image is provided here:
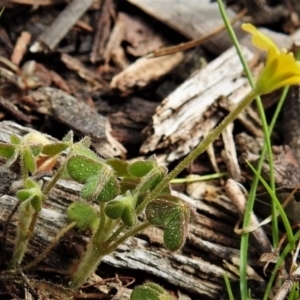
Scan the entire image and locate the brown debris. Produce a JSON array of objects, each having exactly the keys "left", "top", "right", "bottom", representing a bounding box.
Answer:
[
  {"left": 61, "top": 53, "right": 105, "bottom": 88},
  {"left": 0, "top": 27, "right": 14, "bottom": 58},
  {"left": 221, "top": 122, "right": 241, "bottom": 181},
  {"left": 30, "top": 87, "right": 126, "bottom": 158},
  {"left": 30, "top": 0, "right": 94, "bottom": 52},
  {"left": 0, "top": 58, "right": 40, "bottom": 91},
  {"left": 10, "top": 31, "right": 31, "bottom": 66},
  {"left": 90, "top": 0, "right": 116, "bottom": 63},
  {"left": 103, "top": 12, "right": 167, "bottom": 66},
  {"left": 0, "top": 96, "right": 32, "bottom": 123},
  {"left": 121, "top": 13, "right": 166, "bottom": 57},
  {"left": 48, "top": 70, "right": 72, "bottom": 93},
  {"left": 225, "top": 179, "right": 272, "bottom": 254},
  {"left": 9, "top": 0, "right": 66, "bottom": 4},
  {"left": 103, "top": 12, "right": 127, "bottom": 66},
  {"left": 110, "top": 52, "right": 184, "bottom": 96}
]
